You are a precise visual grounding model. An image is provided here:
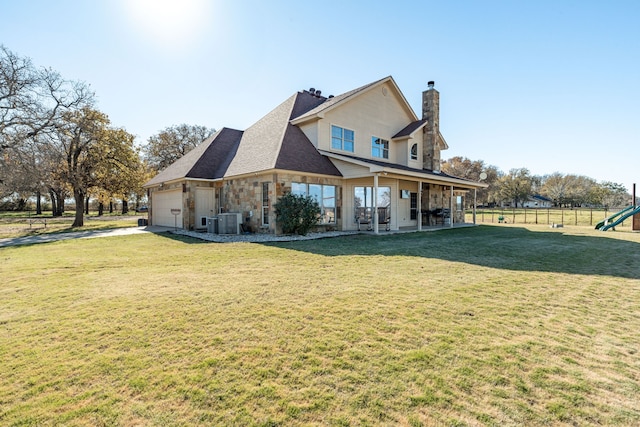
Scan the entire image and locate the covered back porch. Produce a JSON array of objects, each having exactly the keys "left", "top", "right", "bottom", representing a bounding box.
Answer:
[{"left": 343, "top": 170, "right": 486, "bottom": 234}]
